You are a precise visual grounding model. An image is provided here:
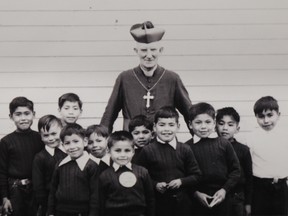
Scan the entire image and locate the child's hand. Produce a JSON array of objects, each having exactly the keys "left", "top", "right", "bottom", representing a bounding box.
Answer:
[
  {"left": 156, "top": 182, "right": 167, "bottom": 193},
  {"left": 209, "top": 188, "right": 226, "bottom": 207},
  {"left": 167, "top": 179, "right": 182, "bottom": 189},
  {"left": 245, "top": 204, "right": 251, "bottom": 216},
  {"left": 194, "top": 191, "right": 213, "bottom": 207},
  {"left": 2, "top": 197, "right": 13, "bottom": 215}
]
